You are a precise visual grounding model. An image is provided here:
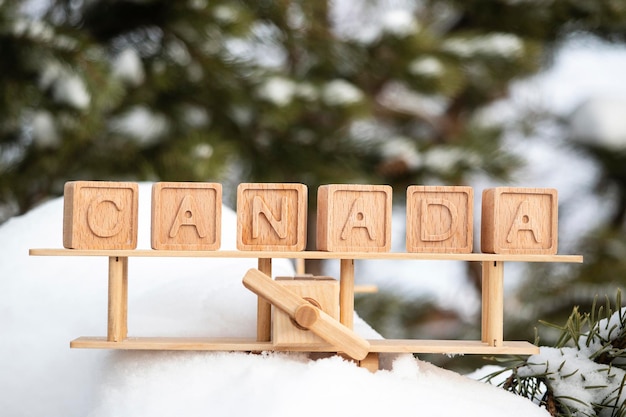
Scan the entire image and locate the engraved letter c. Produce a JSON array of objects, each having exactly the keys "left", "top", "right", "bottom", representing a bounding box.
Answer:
[{"left": 87, "top": 196, "right": 124, "bottom": 238}]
